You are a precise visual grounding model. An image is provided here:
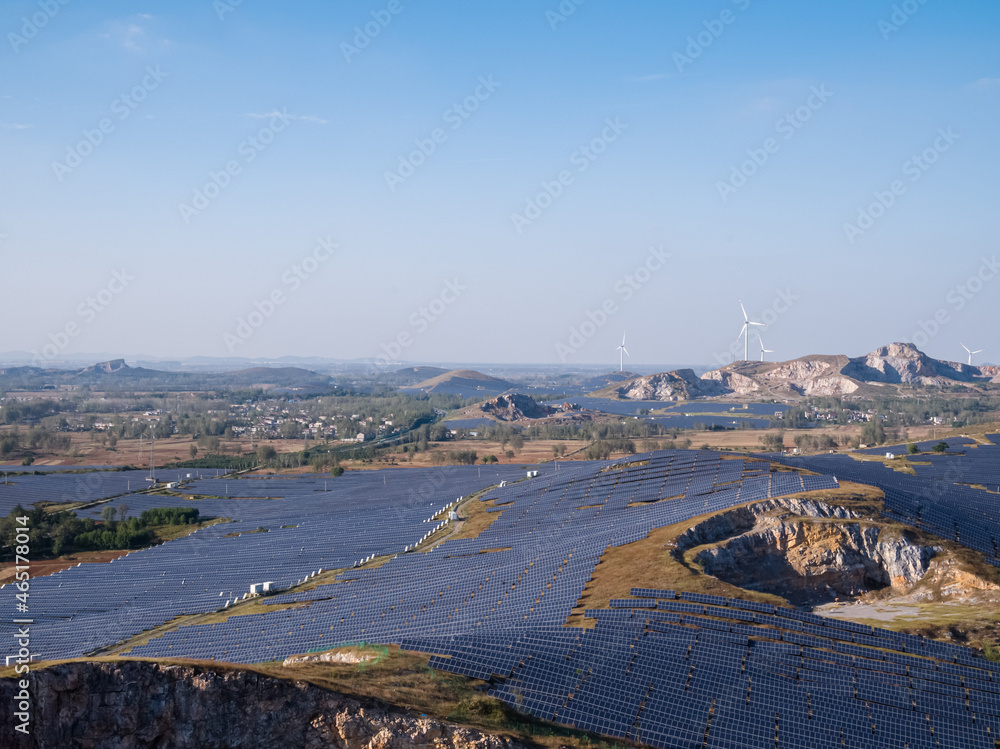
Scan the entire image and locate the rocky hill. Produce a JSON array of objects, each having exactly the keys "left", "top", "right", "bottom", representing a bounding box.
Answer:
[
  {"left": 599, "top": 343, "right": 1000, "bottom": 401},
  {"left": 611, "top": 369, "right": 729, "bottom": 401},
  {"left": 480, "top": 393, "right": 555, "bottom": 421},
  {"left": 0, "top": 660, "right": 527, "bottom": 749}
]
